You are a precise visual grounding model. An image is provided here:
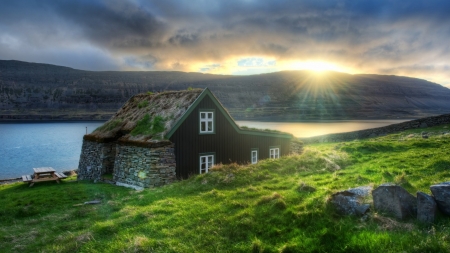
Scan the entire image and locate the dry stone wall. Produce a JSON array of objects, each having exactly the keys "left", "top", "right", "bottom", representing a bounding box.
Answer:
[
  {"left": 77, "top": 140, "right": 117, "bottom": 180},
  {"left": 113, "top": 143, "right": 176, "bottom": 188},
  {"left": 300, "top": 113, "right": 450, "bottom": 144}
]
